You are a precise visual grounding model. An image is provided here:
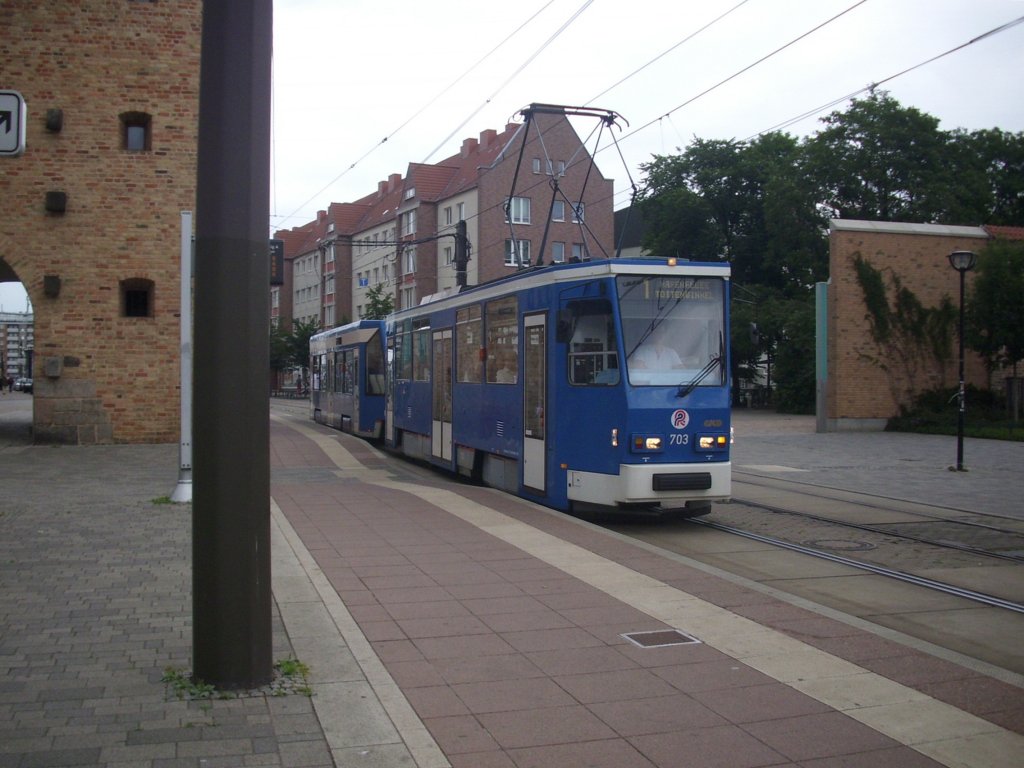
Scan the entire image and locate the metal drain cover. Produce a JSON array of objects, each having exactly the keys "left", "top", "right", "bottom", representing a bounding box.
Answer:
[{"left": 622, "top": 629, "right": 701, "bottom": 648}]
